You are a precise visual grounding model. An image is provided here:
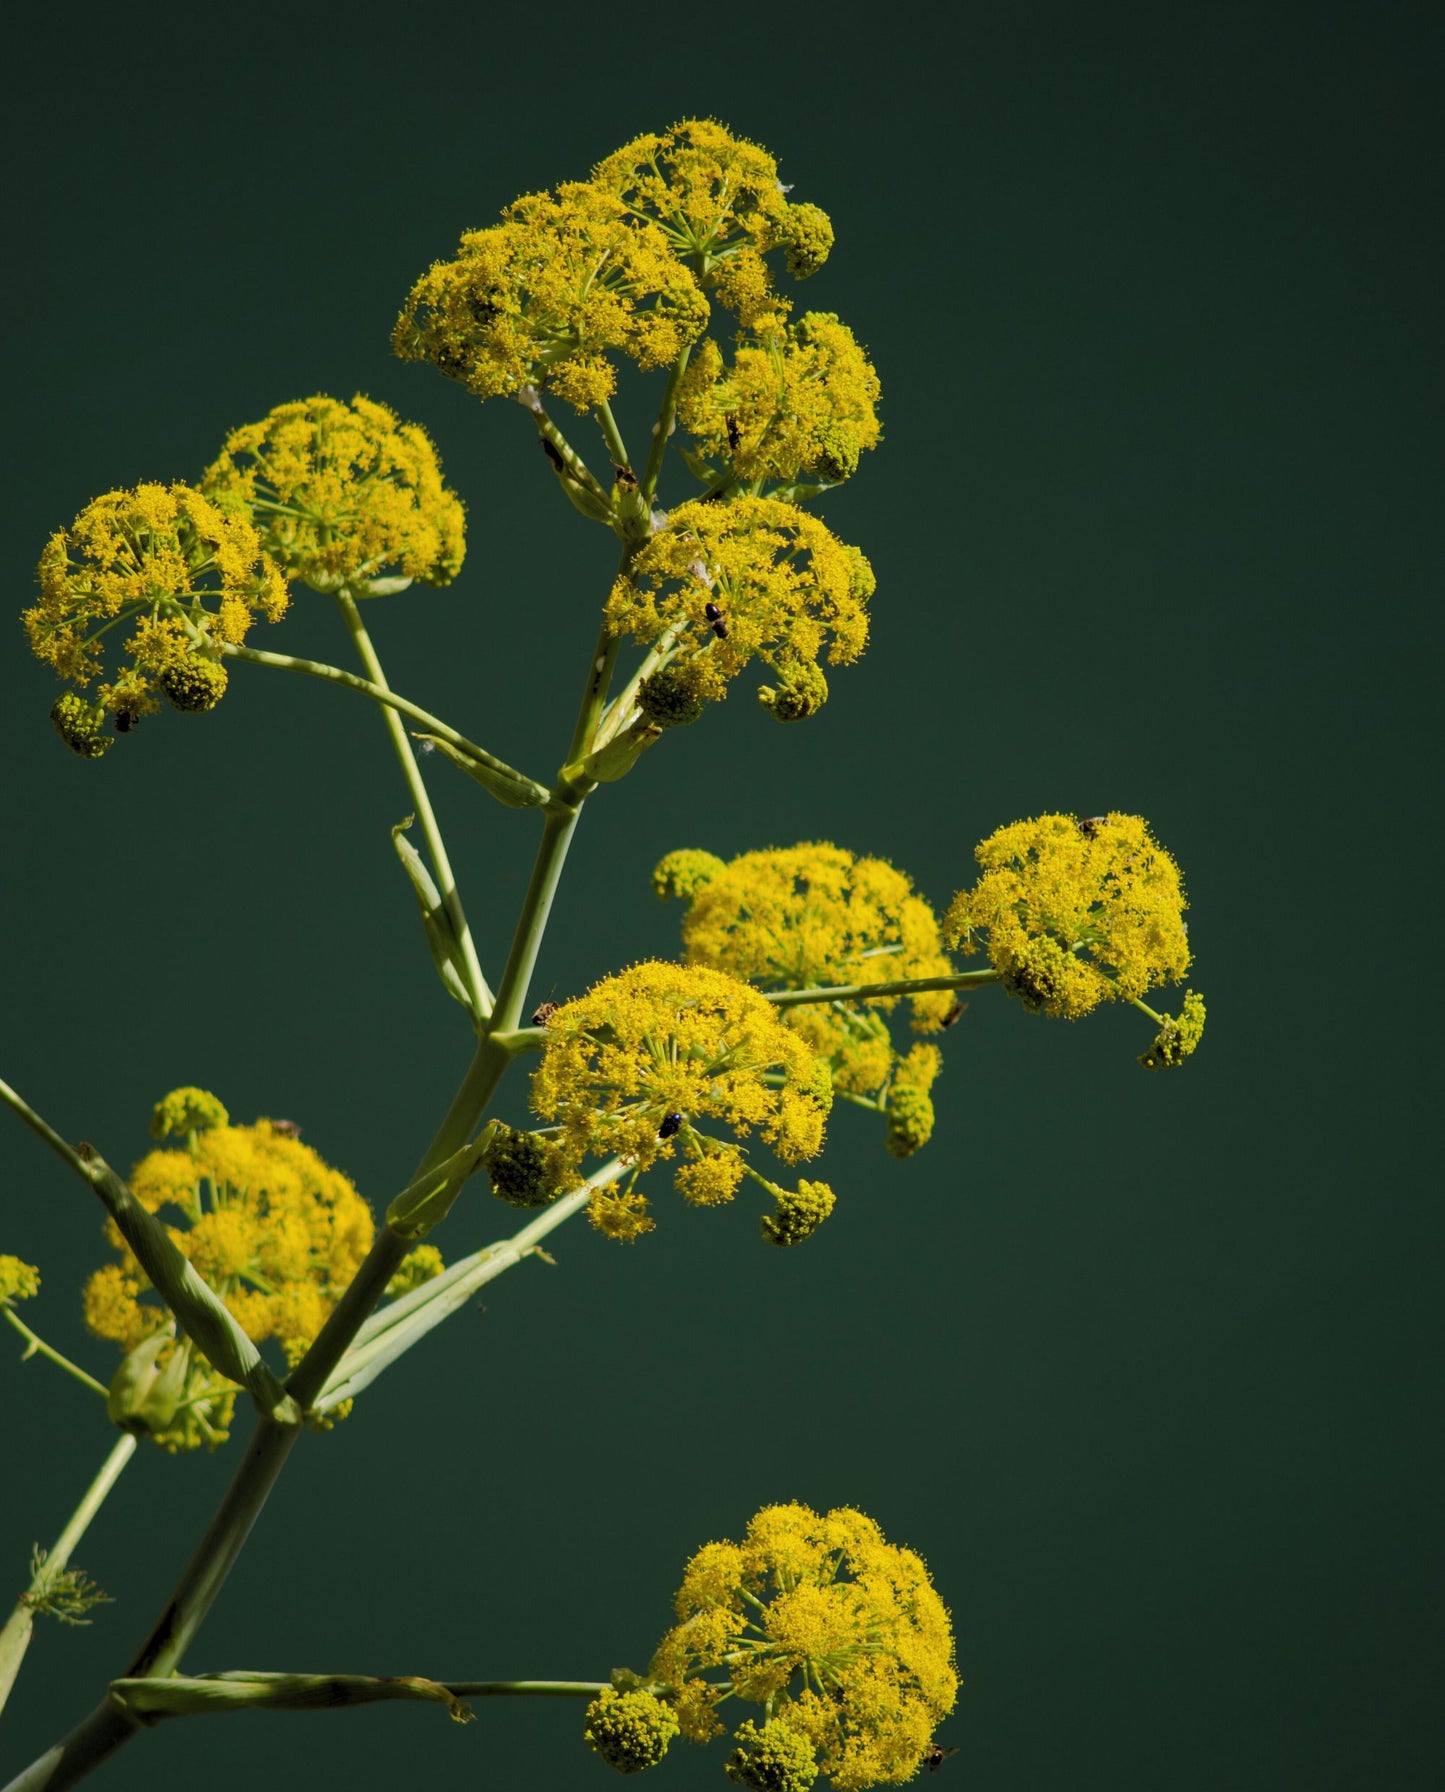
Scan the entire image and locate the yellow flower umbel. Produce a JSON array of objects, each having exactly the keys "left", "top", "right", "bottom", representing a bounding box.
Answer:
[
  {"left": 202, "top": 395, "right": 465, "bottom": 596},
  {"left": 83, "top": 1091, "right": 373, "bottom": 1449},
  {"left": 659, "top": 844, "right": 954, "bottom": 1156},
  {"left": 26, "top": 483, "right": 287, "bottom": 753},
  {"left": 944, "top": 813, "right": 1193, "bottom": 1019},
  {"left": 393, "top": 183, "right": 708, "bottom": 413},
  {"left": 608, "top": 498, "right": 872, "bottom": 725},
  {"left": 593, "top": 120, "right": 834, "bottom": 321},
  {"left": 678, "top": 311, "right": 881, "bottom": 491},
  {"left": 528, "top": 962, "right": 834, "bottom": 1243},
  {"left": 649, "top": 1503, "right": 957, "bottom": 1792}
]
